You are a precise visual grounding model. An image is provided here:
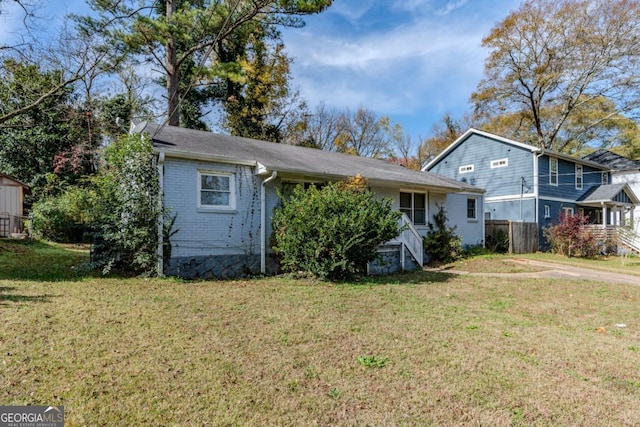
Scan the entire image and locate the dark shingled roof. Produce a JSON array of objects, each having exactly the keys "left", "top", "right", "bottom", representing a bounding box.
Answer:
[
  {"left": 136, "top": 122, "right": 483, "bottom": 193},
  {"left": 582, "top": 149, "right": 640, "bottom": 171},
  {"left": 578, "top": 183, "right": 632, "bottom": 203}
]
